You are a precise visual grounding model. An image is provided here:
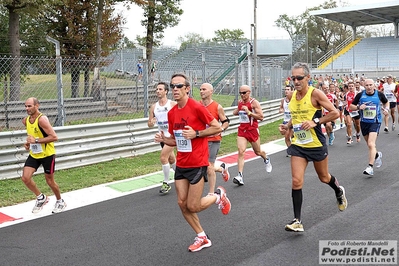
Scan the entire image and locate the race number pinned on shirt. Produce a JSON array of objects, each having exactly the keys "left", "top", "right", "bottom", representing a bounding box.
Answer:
[
  {"left": 293, "top": 123, "right": 313, "bottom": 144},
  {"left": 385, "top": 91, "right": 396, "bottom": 102},
  {"left": 238, "top": 111, "right": 250, "bottom": 123},
  {"left": 174, "top": 129, "right": 192, "bottom": 152},
  {"left": 284, "top": 111, "right": 291, "bottom": 121},
  {"left": 363, "top": 105, "right": 376, "bottom": 119},
  {"left": 350, "top": 110, "right": 359, "bottom": 117},
  {"left": 30, "top": 143, "right": 43, "bottom": 154}
]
